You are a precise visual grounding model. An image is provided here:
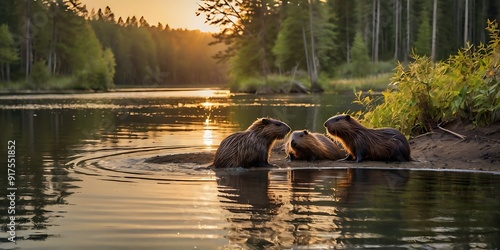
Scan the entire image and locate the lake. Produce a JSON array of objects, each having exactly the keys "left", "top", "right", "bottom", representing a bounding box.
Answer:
[{"left": 0, "top": 89, "right": 499, "bottom": 249}]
